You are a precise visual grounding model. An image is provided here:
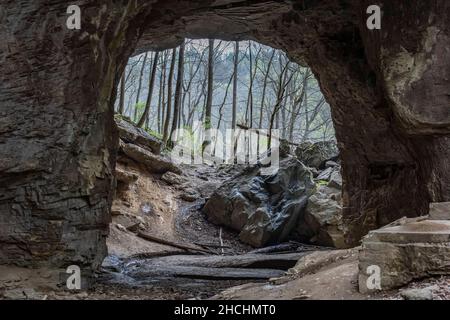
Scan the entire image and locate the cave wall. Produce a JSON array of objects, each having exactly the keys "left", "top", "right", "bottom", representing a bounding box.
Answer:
[{"left": 0, "top": 0, "right": 448, "bottom": 269}]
